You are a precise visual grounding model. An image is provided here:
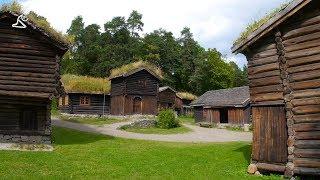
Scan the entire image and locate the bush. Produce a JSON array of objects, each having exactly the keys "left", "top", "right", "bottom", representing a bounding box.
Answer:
[{"left": 157, "top": 109, "right": 179, "bottom": 129}]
